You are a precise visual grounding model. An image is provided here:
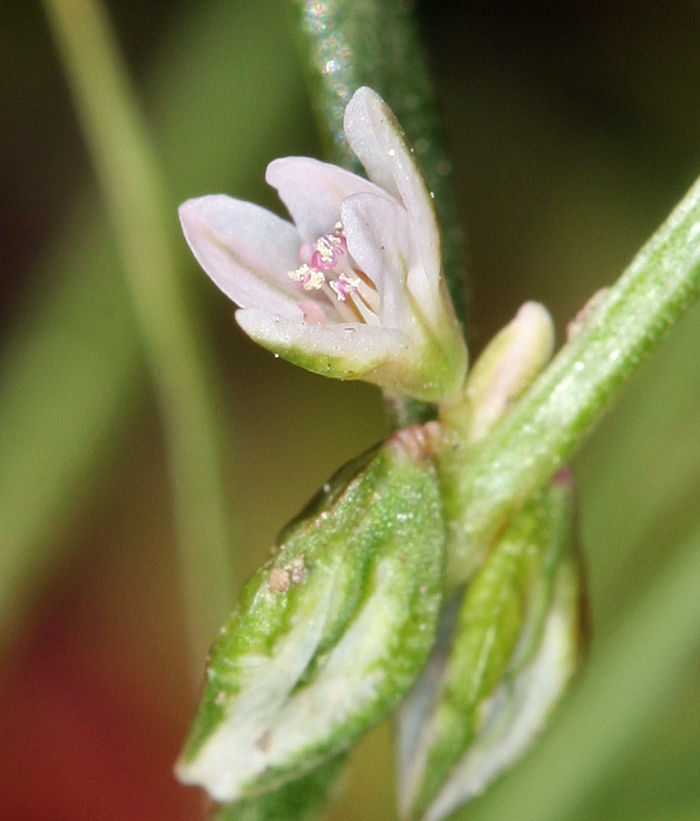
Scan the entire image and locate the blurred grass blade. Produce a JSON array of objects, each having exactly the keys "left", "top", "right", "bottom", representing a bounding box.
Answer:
[
  {"left": 42, "top": 0, "right": 236, "bottom": 668},
  {"left": 0, "top": 198, "right": 140, "bottom": 645},
  {"left": 0, "top": 0, "right": 307, "bottom": 651}
]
